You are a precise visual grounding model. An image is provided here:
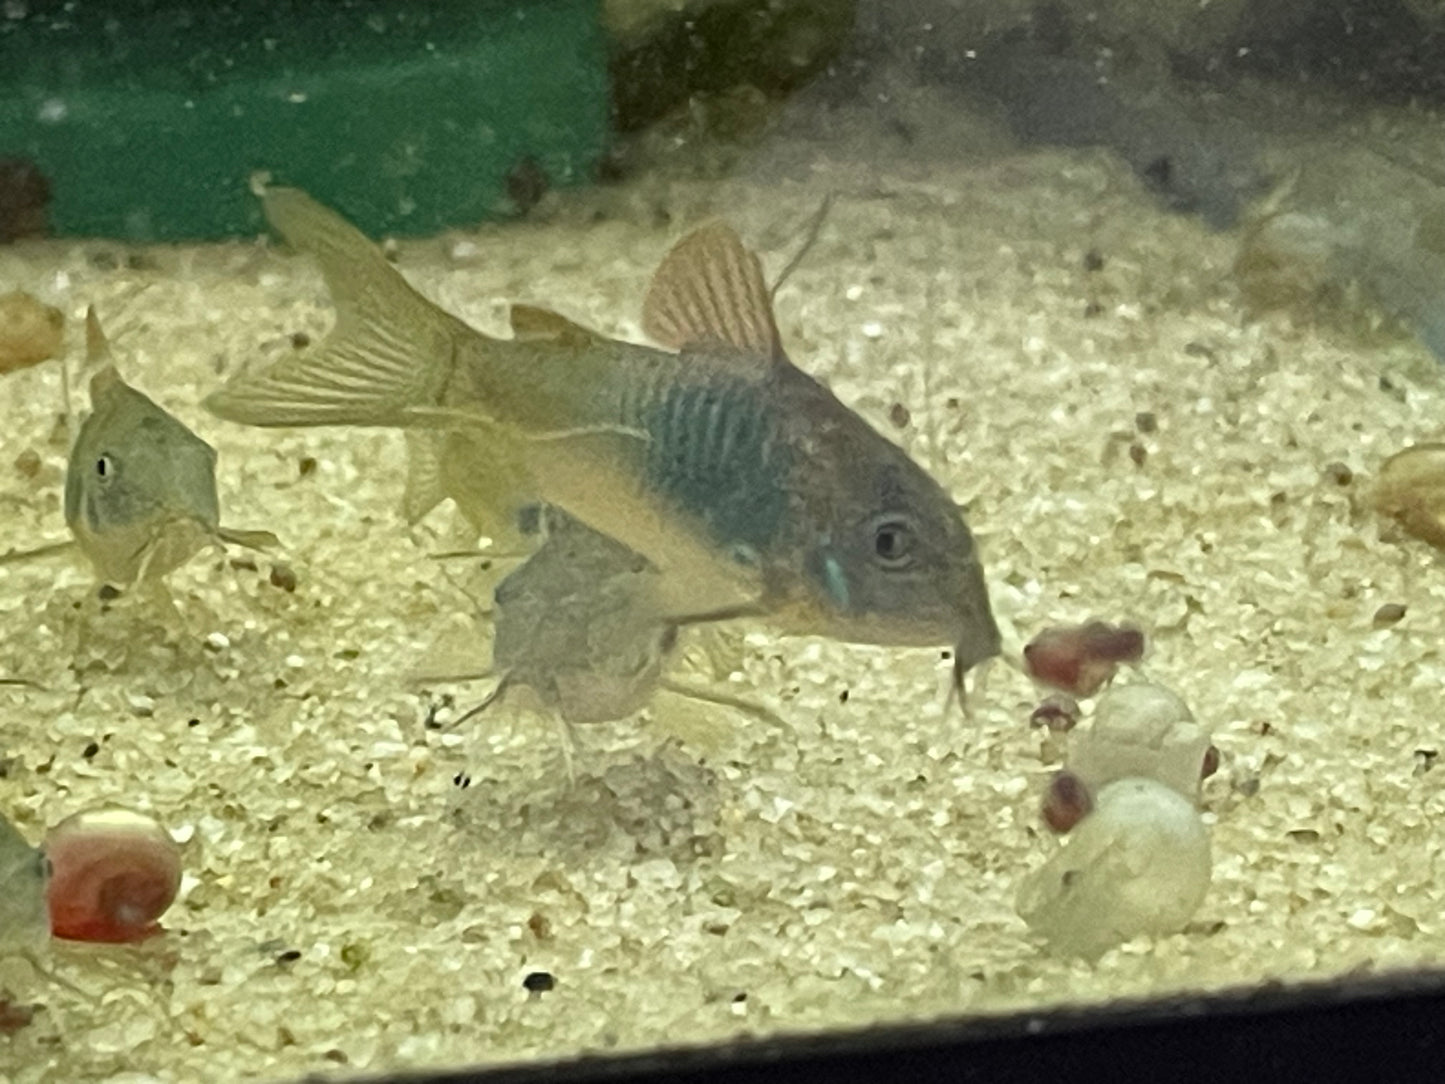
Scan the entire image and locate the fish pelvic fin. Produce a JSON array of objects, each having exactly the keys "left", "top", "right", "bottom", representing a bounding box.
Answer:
[
  {"left": 642, "top": 222, "right": 784, "bottom": 362},
  {"left": 402, "top": 431, "right": 449, "bottom": 524},
  {"left": 0, "top": 539, "right": 76, "bottom": 565},
  {"left": 215, "top": 526, "right": 281, "bottom": 551},
  {"left": 205, "top": 187, "right": 474, "bottom": 428}
]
